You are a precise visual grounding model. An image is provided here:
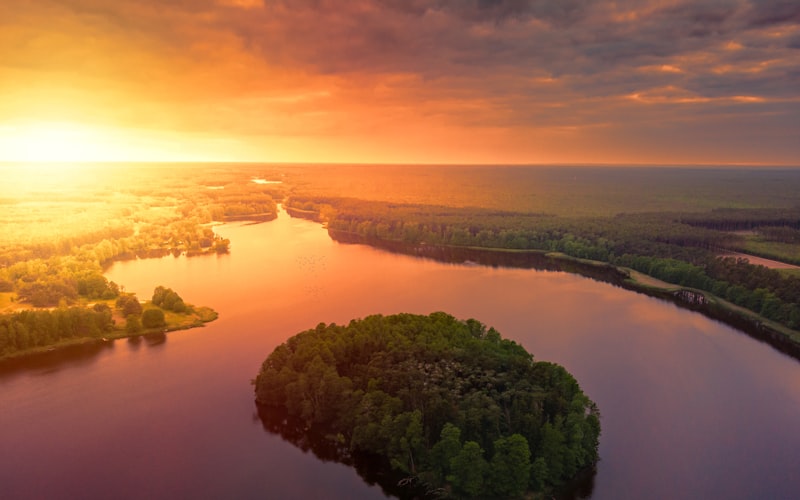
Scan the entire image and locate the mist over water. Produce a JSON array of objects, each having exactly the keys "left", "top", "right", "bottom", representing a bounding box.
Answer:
[{"left": 1, "top": 207, "right": 799, "bottom": 499}]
